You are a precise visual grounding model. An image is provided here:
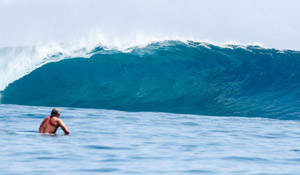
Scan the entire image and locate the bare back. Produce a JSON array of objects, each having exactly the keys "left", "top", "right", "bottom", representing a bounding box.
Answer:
[{"left": 39, "top": 116, "right": 69, "bottom": 135}]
